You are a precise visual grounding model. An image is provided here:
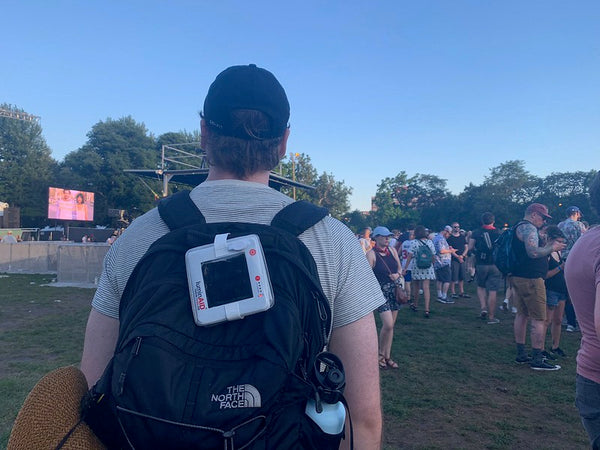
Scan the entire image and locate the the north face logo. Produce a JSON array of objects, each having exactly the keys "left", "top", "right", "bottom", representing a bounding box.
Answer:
[{"left": 211, "top": 384, "right": 261, "bottom": 409}]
